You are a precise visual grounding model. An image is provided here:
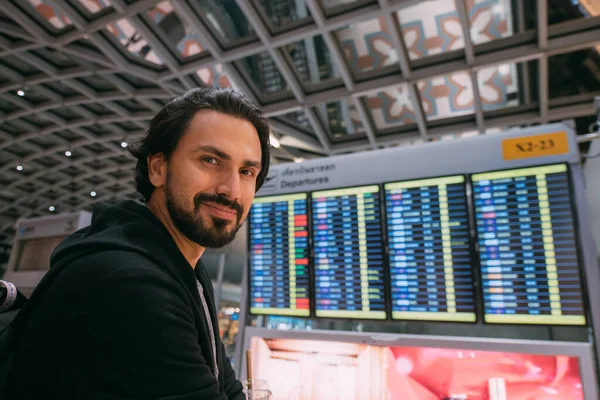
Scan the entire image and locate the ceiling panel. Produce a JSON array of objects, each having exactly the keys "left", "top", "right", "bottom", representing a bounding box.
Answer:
[
  {"left": 335, "top": 16, "right": 401, "bottom": 78},
  {"left": 315, "top": 97, "right": 366, "bottom": 141},
  {"left": 26, "top": 0, "right": 74, "bottom": 32},
  {"left": 362, "top": 84, "right": 418, "bottom": 132}
]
